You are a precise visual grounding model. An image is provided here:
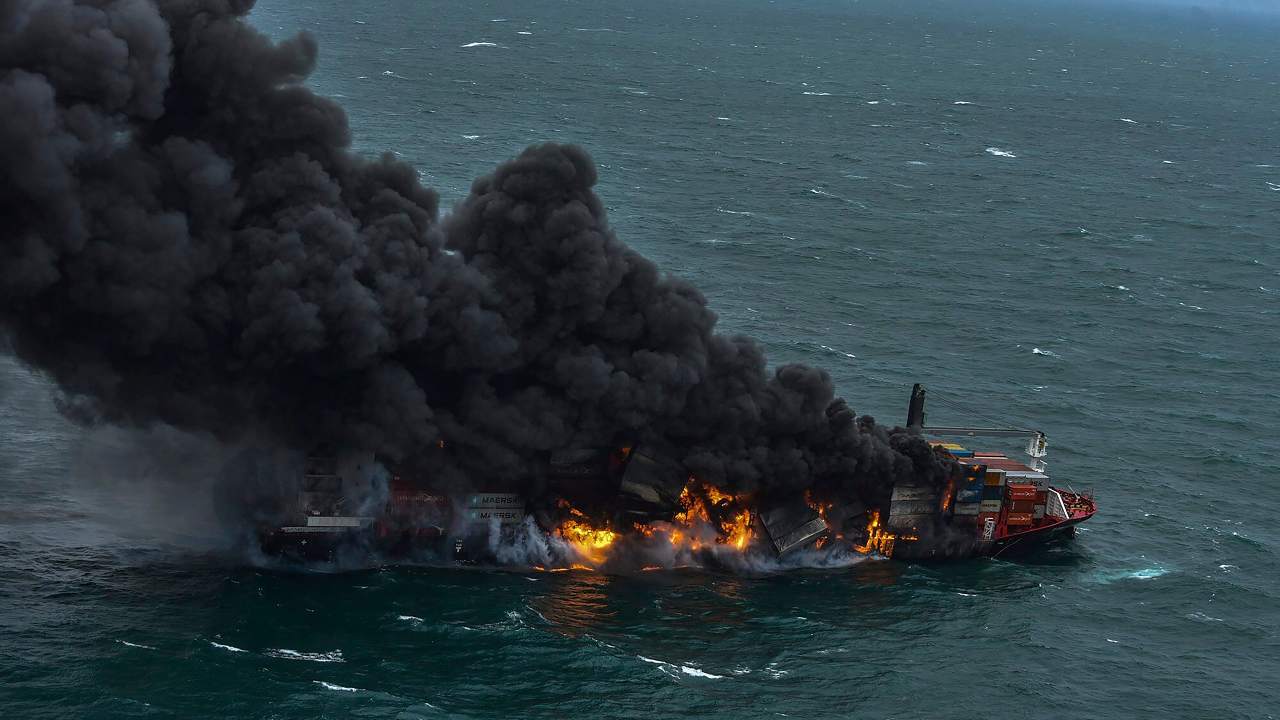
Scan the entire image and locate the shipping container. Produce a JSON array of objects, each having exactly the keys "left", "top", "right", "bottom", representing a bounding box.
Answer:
[
  {"left": 984, "top": 469, "right": 1007, "bottom": 486},
  {"left": 1009, "top": 500, "right": 1036, "bottom": 513},
  {"left": 956, "top": 487, "right": 984, "bottom": 503},
  {"left": 978, "top": 513, "right": 1000, "bottom": 540},
  {"left": 890, "top": 499, "right": 942, "bottom": 516},
  {"left": 982, "top": 485, "right": 1005, "bottom": 501},
  {"left": 953, "top": 502, "right": 981, "bottom": 516},
  {"left": 891, "top": 485, "right": 939, "bottom": 501},
  {"left": 1006, "top": 512, "right": 1034, "bottom": 526},
  {"left": 951, "top": 450, "right": 974, "bottom": 458},
  {"left": 979, "top": 499, "right": 1003, "bottom": 513},
  {"left": 1006, "top": 484, "right": 1038, "bottom": 501},
  {"left": 1004, "top": 471, "right": 1049, "bottom": 489}
]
